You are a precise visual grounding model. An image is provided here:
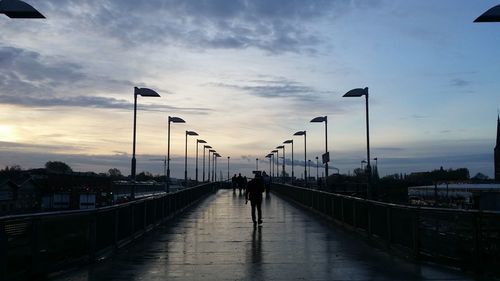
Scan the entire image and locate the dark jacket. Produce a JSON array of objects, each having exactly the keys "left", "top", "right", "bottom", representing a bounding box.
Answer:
[{"left": 246, "top": 177, "right": 264, "bottom": 201}]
